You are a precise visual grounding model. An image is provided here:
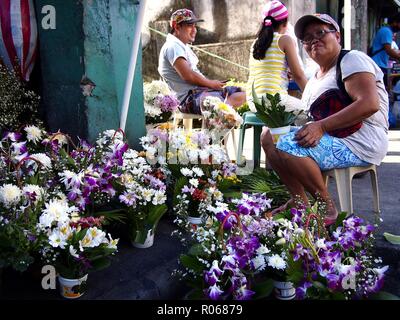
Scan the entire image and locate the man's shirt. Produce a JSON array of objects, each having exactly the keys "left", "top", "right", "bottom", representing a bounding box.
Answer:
[
  {"left": 371, "top": 26, "right": 393, "bottom": 70},
  {"left": 158, "top": 34, "right": 203, "bottom": 102}
]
